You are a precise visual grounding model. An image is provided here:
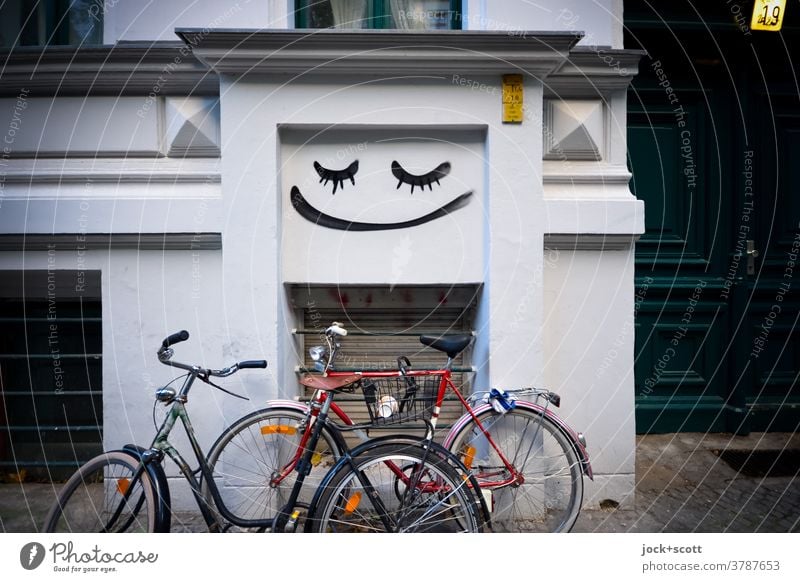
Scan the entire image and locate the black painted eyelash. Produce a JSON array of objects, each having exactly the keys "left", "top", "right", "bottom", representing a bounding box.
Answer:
[
  {"left": 314, "top": 160, "right": 359, "bottom": 194},
  {"left": 391, "top": 161, "right": 451, "bottom": 193}
]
